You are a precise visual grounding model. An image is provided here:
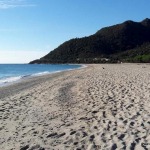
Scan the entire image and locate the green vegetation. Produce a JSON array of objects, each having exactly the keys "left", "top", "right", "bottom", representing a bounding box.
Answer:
[
  {"left": 133, "top": 55, "right": 150, "bottom": 62},
  {"left": 111, "top": 42, "right": 150, "bottom": 63},
  {"left": 30, "top": 18, "right": 150, "bottom": 64}
]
